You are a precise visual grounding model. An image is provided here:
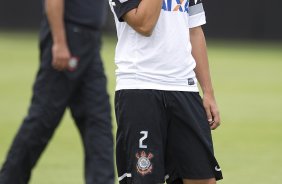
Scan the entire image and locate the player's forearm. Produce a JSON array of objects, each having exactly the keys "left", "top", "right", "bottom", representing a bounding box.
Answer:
[
  {"left": 45, "top": 0, "right": 67, "bottom": 45},
  {"left": 190, "top": 26, "right": 214, "bottom": 95},
  {"left": 123, "top": 0, "right": 163, "bottom": 36}
]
